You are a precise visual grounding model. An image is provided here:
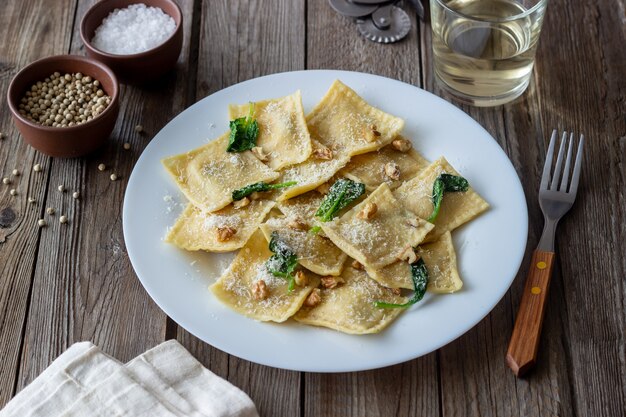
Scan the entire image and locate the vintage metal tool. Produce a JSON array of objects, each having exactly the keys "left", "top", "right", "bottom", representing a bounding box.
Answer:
[{"left": 329, "top": 0, "right": 423, "bottom": 44}]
